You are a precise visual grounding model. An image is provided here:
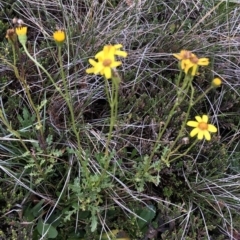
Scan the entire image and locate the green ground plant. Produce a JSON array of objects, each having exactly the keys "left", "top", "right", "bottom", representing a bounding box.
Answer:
[{"left": 1, "top": 0, "right": 240, "bottom": 239}]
